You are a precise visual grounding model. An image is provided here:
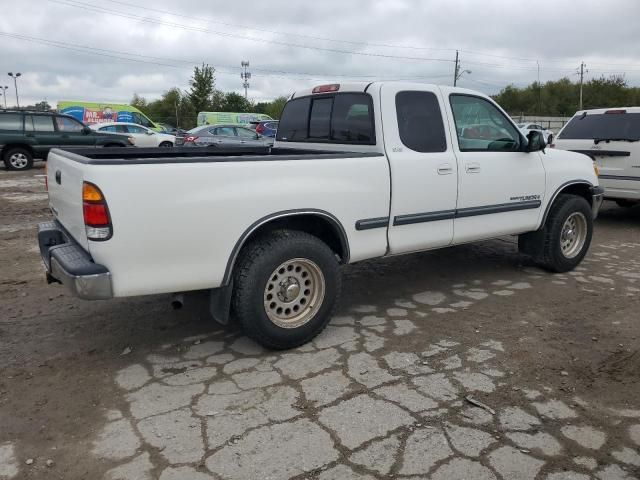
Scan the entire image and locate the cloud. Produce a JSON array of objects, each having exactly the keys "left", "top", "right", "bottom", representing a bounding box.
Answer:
[{"left": 1, "top": 0, "right": 639, "bottom": 107}]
